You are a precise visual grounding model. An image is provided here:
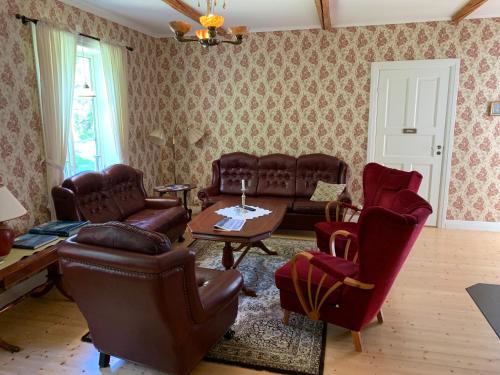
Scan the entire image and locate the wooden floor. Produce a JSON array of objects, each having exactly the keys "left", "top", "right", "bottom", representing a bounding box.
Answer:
[{"left": 0, "top": 228, "right": 498, "bottom": 374}]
